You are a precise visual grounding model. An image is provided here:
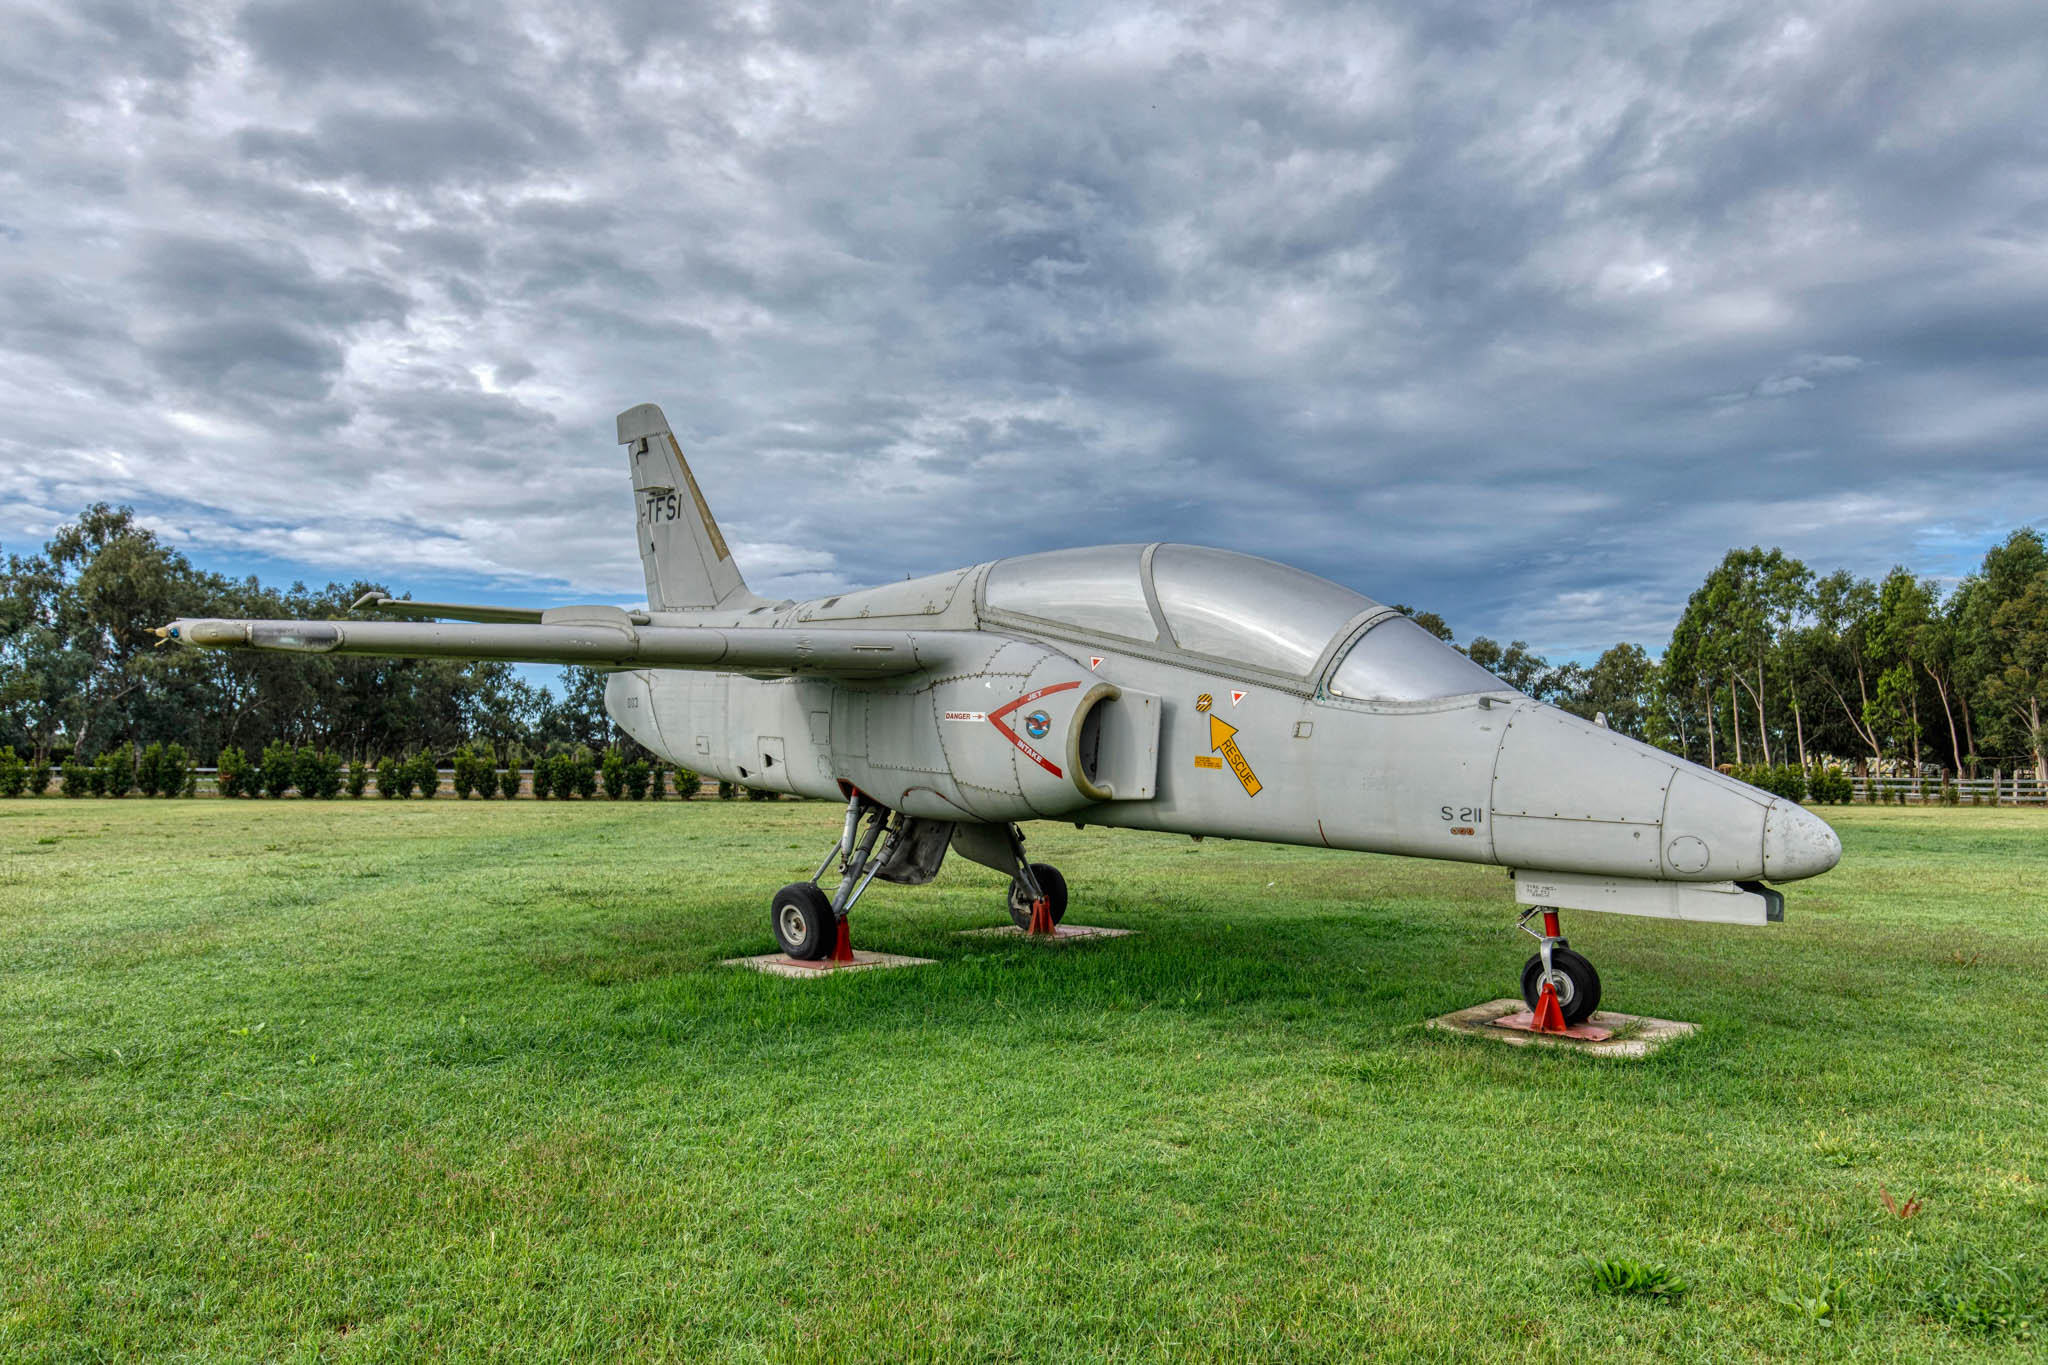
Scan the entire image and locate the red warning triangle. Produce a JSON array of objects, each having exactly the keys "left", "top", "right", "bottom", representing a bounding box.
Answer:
[
  {"left": 1230, "top": 690, "right": 1246, "bottom": 706},
  {"left": 1089, "top": 656, "right": 1103, "bottom": 669}
]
